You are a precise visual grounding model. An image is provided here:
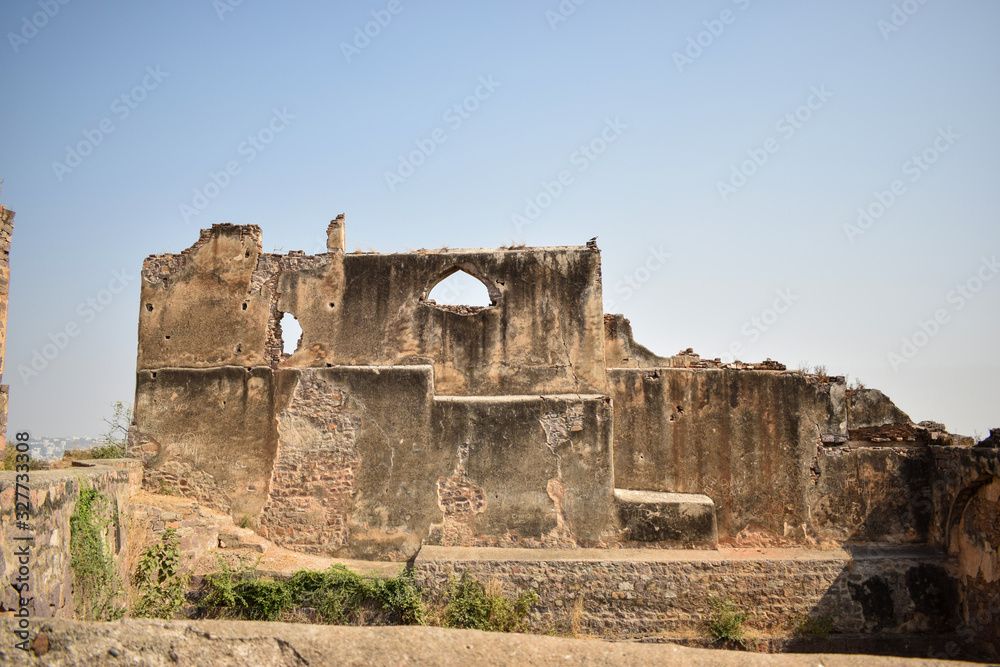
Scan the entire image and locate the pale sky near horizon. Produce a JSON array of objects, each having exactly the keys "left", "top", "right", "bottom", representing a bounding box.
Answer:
[{"left": 0, "top": 0, "right": 997, "bottom": 439}]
